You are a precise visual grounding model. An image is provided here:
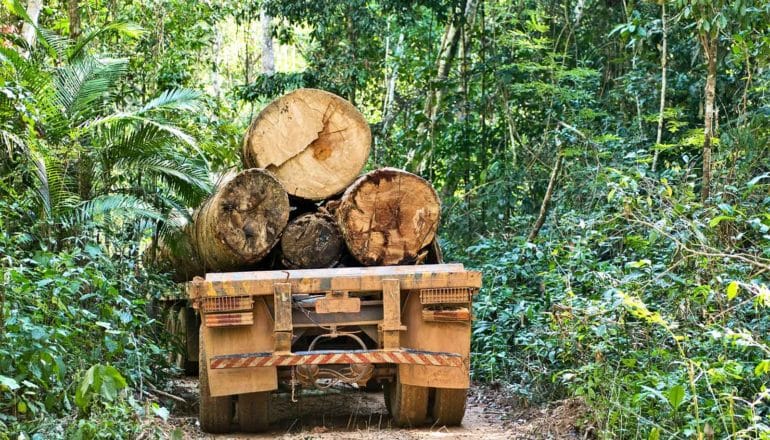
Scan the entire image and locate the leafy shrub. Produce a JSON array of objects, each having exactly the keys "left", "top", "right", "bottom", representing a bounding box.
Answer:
[
  {"left": 447, "top": 163, "right": 770, "bottom": 437},
  {"left": 0, "top": 198, "right": 177, "bottom": 438}
]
